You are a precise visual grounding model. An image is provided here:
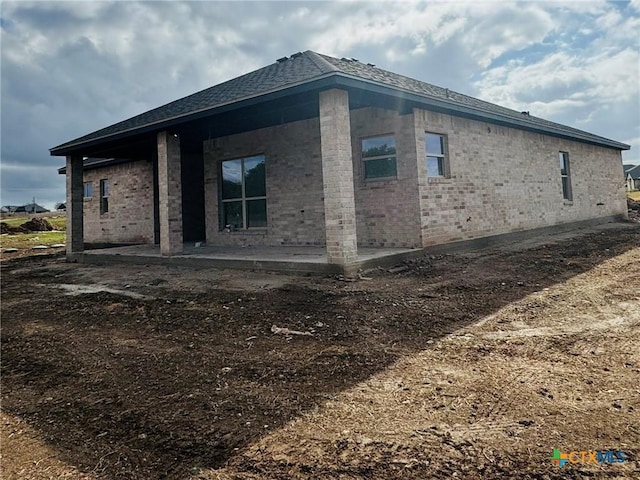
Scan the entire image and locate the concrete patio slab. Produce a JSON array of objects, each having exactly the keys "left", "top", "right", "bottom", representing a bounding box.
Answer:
[
  {"left": 79, "top": 244, "right": 421, "bottom": 275},
  {"left": 71, "top": 217, "right": 634, "bottom": 275}
]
